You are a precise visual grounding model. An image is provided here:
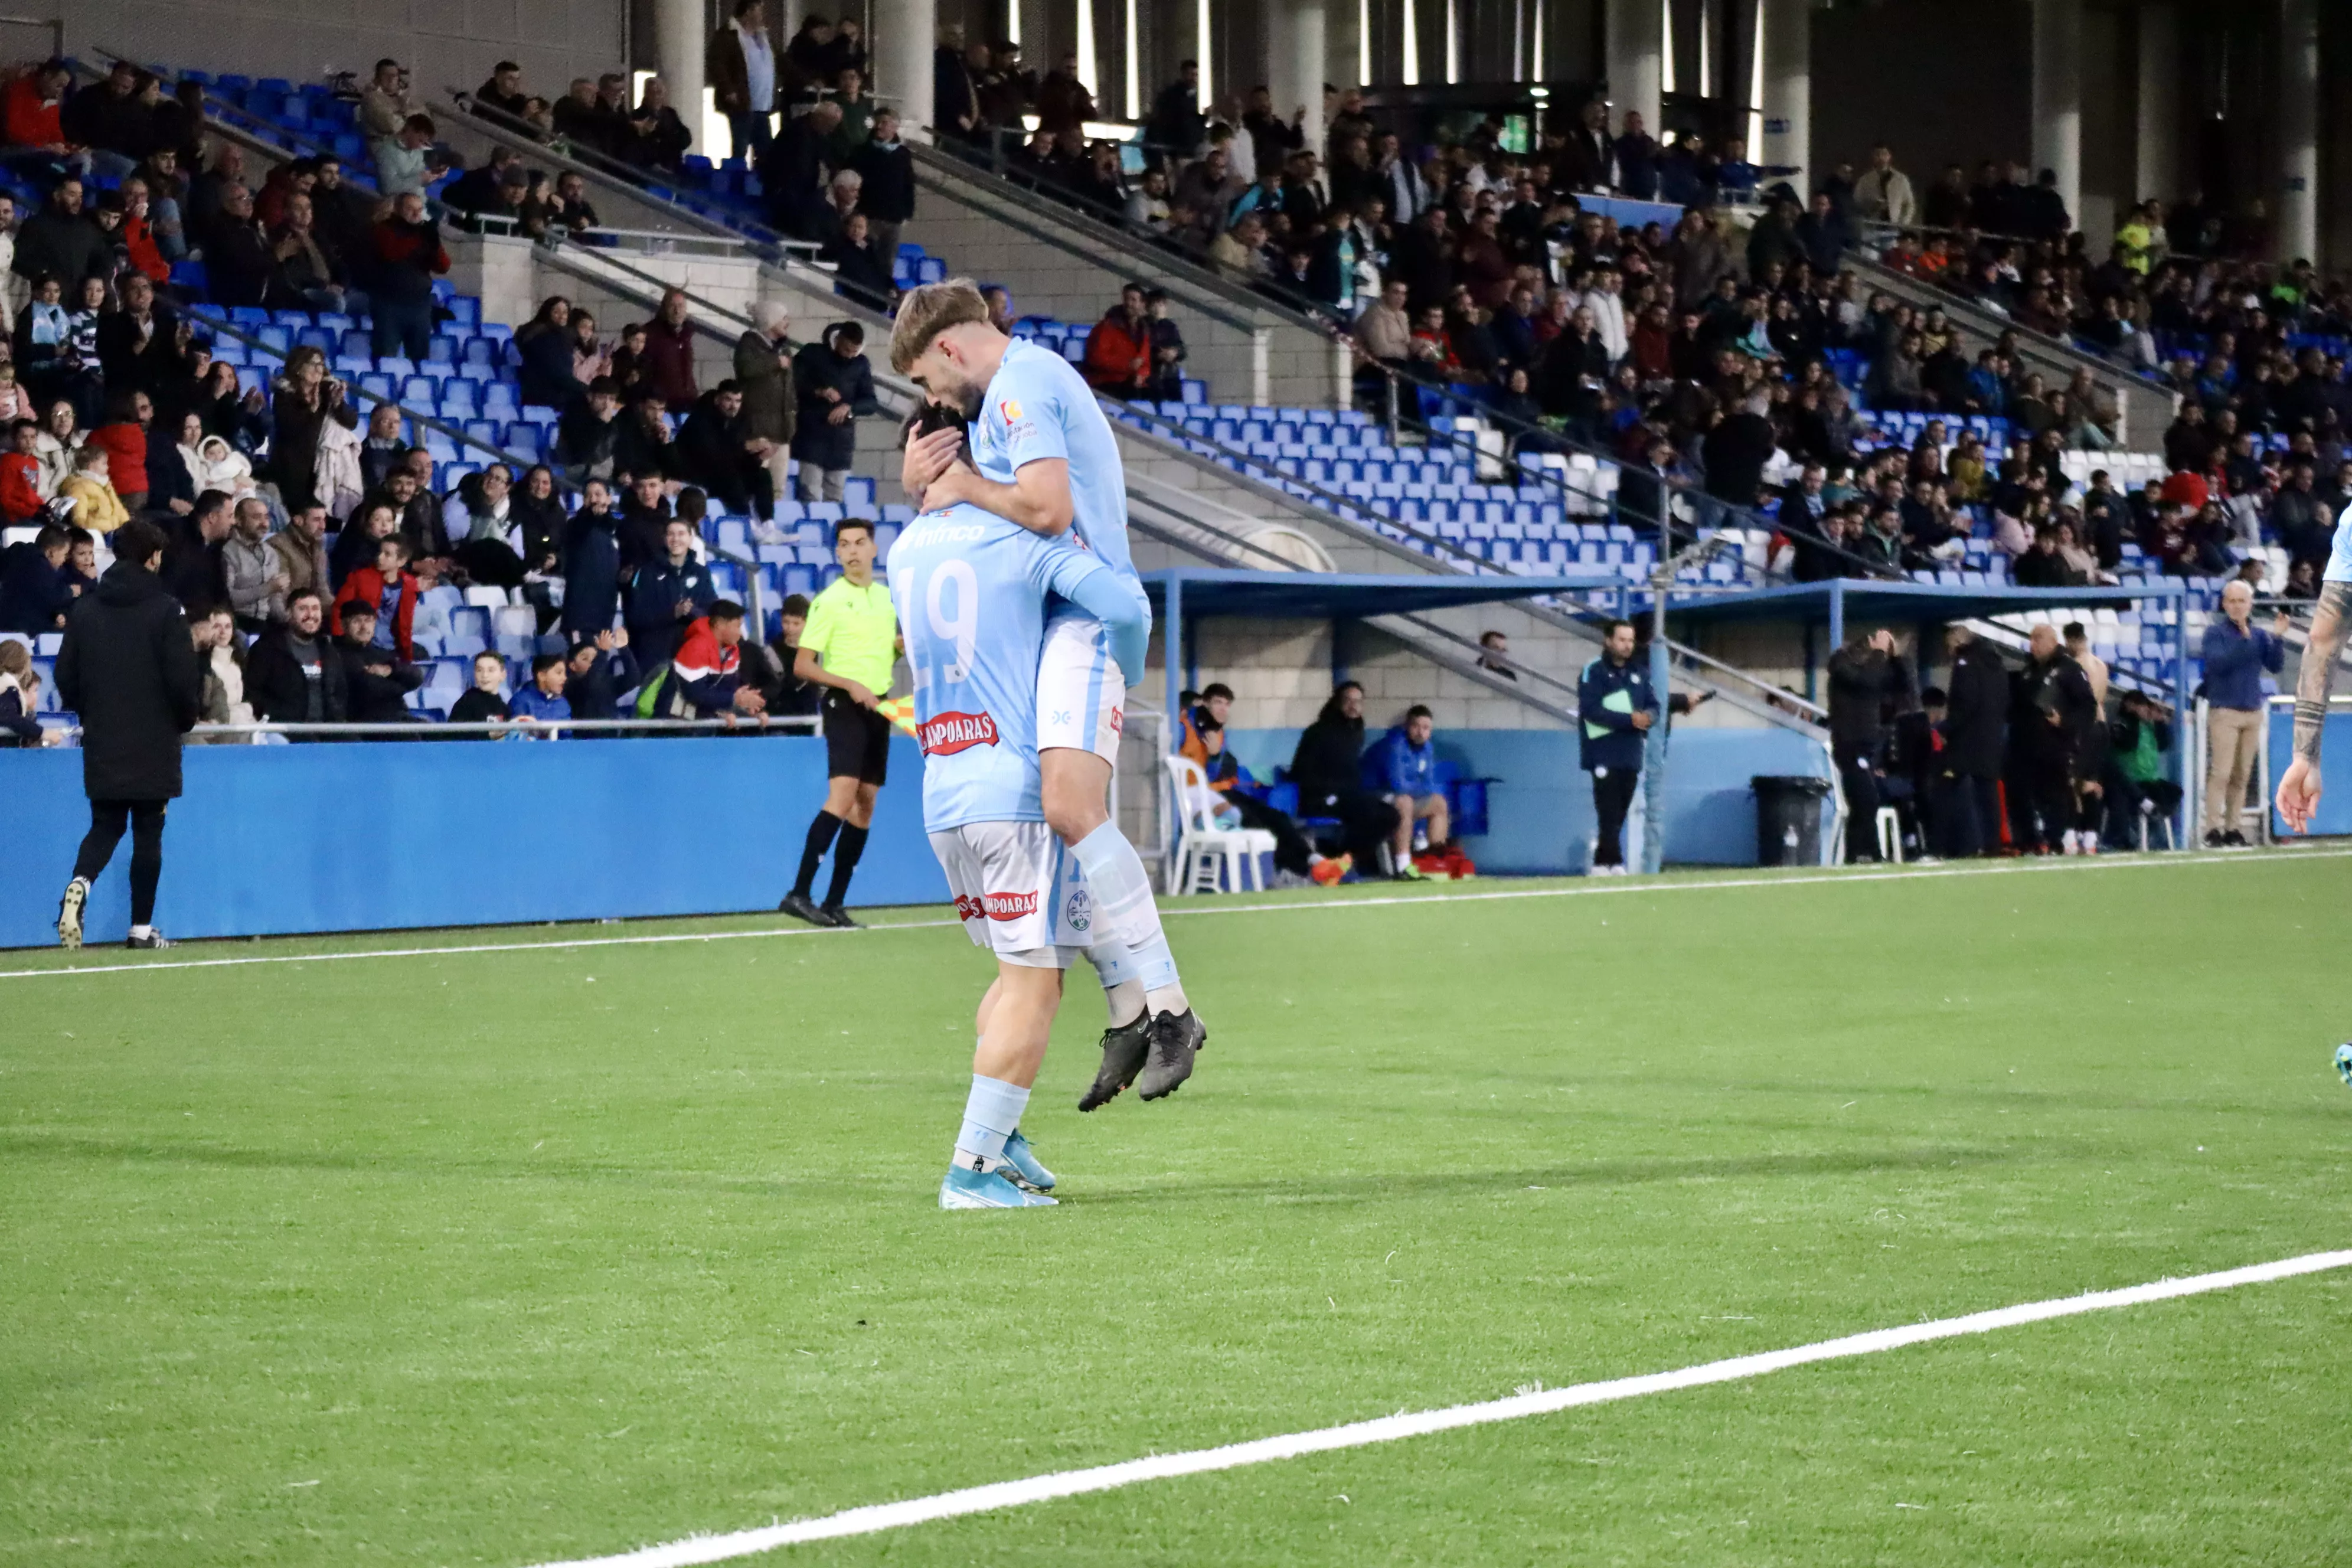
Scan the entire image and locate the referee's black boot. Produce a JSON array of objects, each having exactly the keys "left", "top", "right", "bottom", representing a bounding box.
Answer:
[
  {"left": 779, "top": 891, "right": 831, "bottom": 926},
  {"left": 819, "top": 904, "right": 863, "bottom": 929}
]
